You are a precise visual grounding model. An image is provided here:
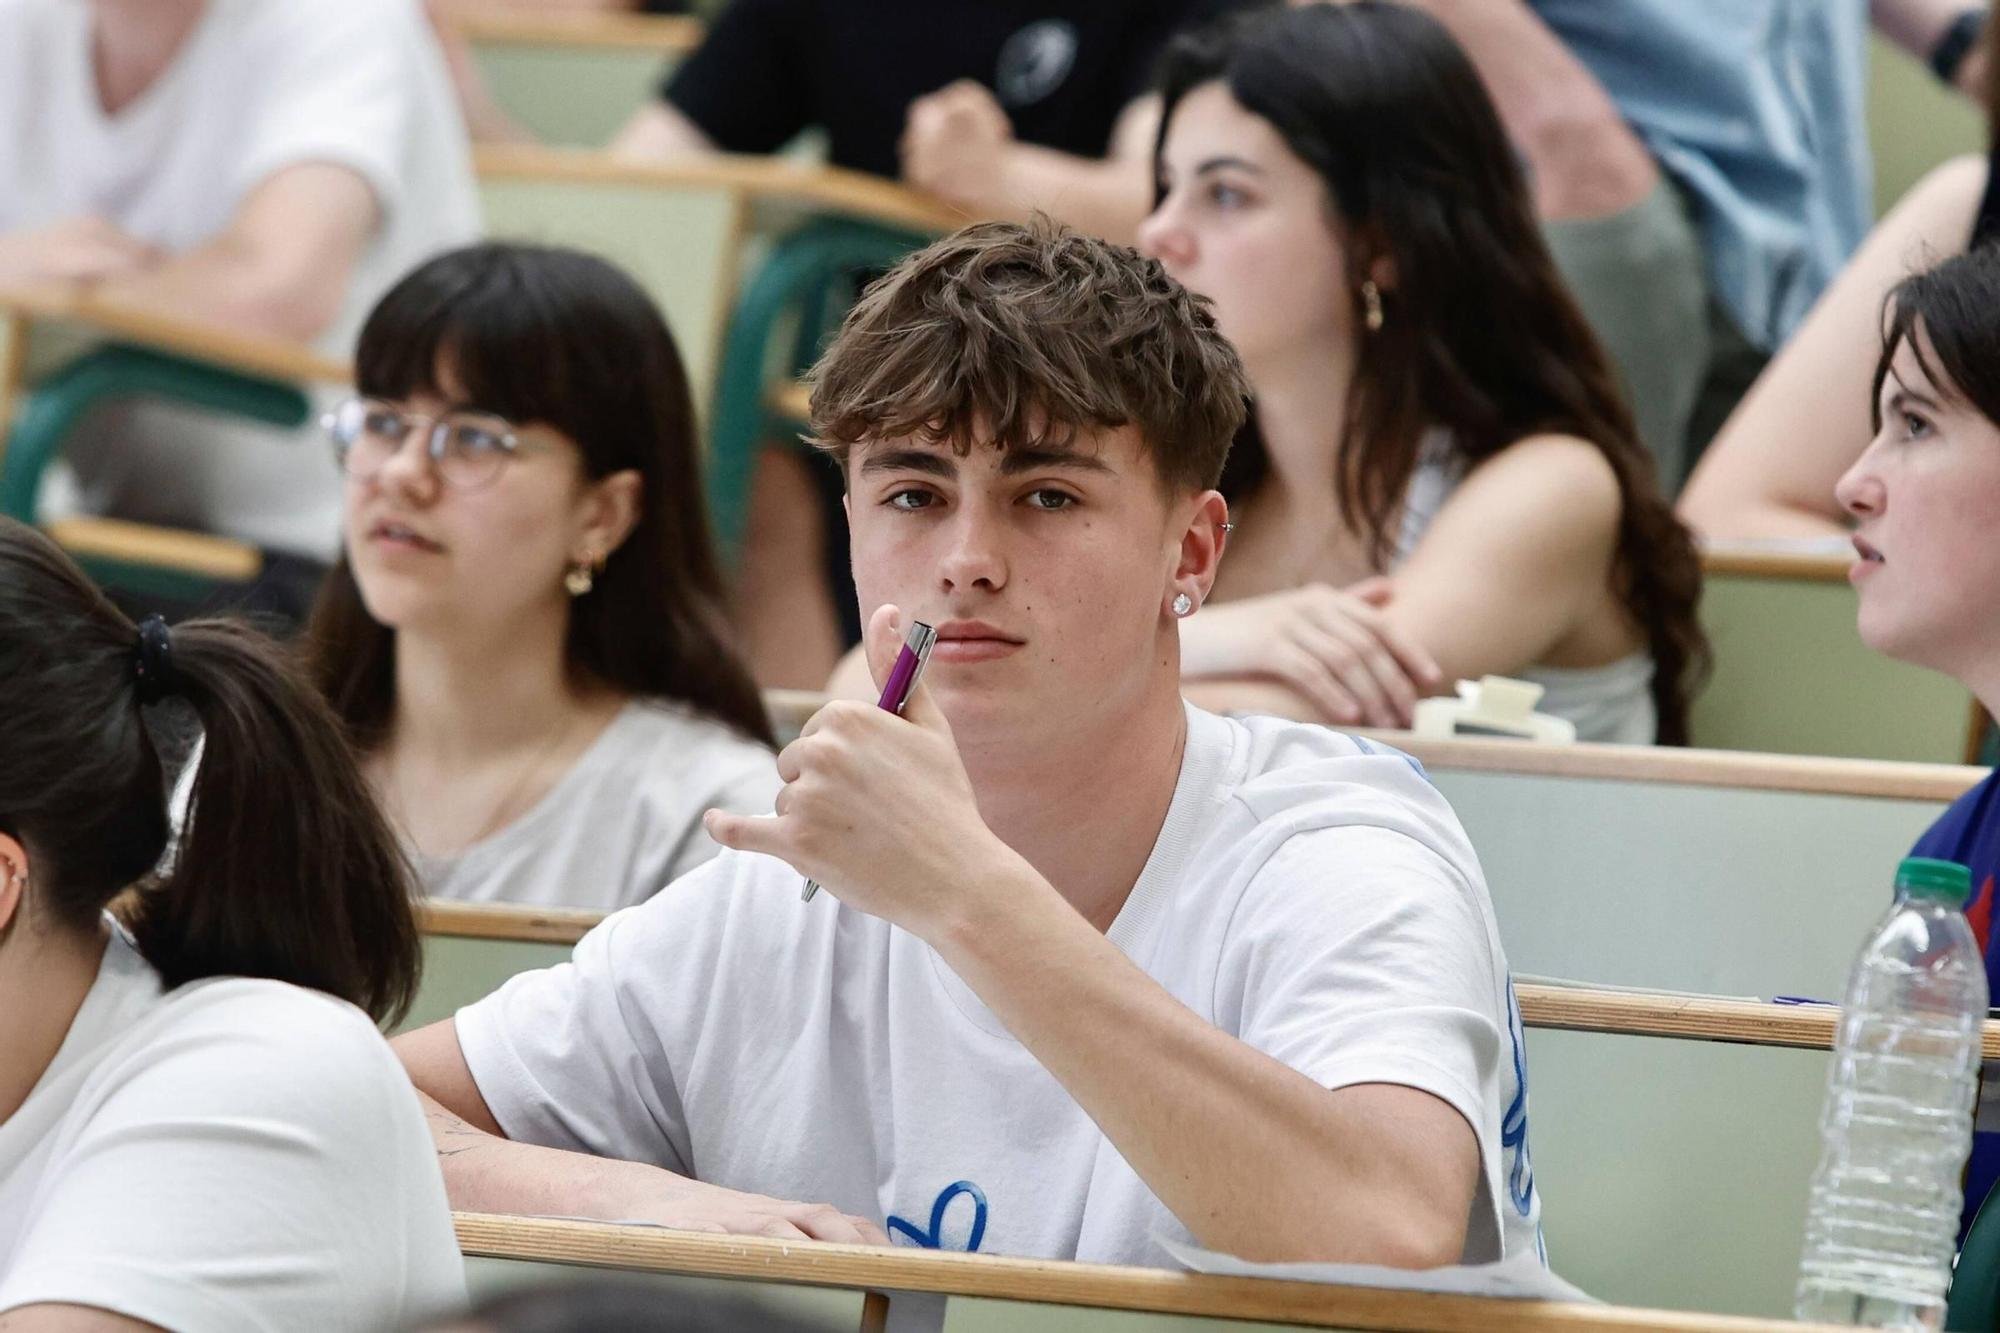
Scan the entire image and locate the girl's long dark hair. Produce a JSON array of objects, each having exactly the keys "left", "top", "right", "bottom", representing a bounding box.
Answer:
[
  {"left": 1157, "top": 2, "right": 1708, "bottom": 743},
  {"left": 305, "top": 242, "right": 773, "bottom": 749},
  {"left": 0, "top": 518, "right": 420, "bottom": 1025}
]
